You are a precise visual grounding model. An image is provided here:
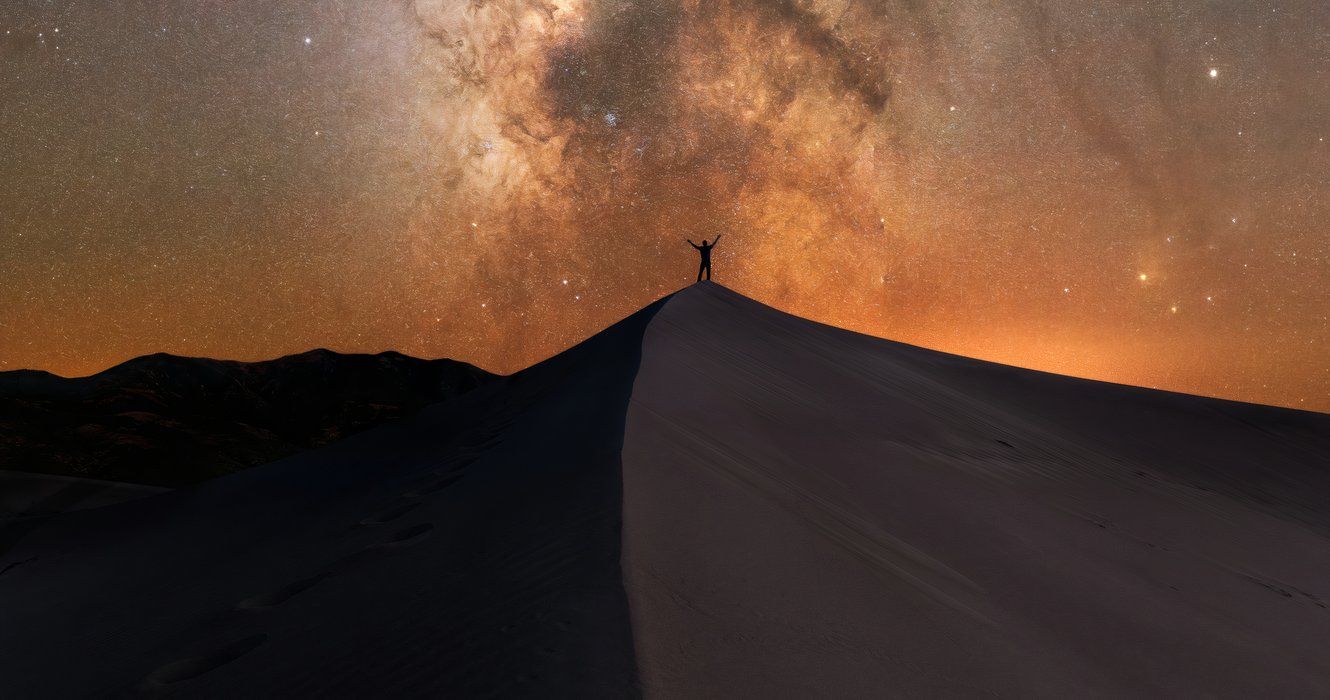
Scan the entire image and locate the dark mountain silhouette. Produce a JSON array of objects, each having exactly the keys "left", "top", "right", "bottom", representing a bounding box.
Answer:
[
  {"left": 2, "top": 283, "right": 1330, "bottom": 697},
  {"left": 0, "top": 349, "right": 494, "bottom": 486}
]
